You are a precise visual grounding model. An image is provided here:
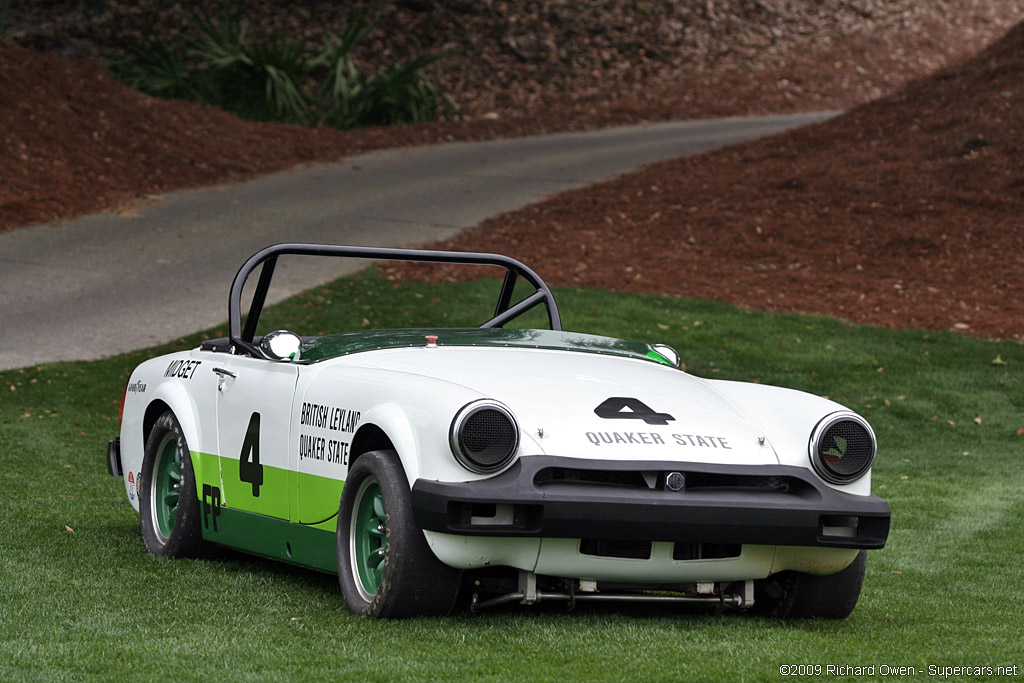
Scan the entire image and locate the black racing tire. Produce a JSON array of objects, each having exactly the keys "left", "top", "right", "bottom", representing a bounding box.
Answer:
[
  {"left": 753, "top": 550, "right": 868, "bottom": 619},
  {"left": 139, "top": 411, "right": 205, "bottom": 558},
  {"left": 337, "top": 450, "right": 462, "bottom": 618}
]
